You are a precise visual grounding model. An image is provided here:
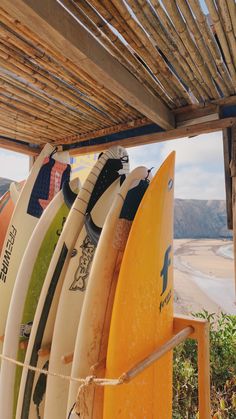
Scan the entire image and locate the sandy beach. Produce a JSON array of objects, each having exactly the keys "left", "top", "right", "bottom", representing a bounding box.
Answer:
[{"left": 174, "top": 239, "right": 236, "bottom": 316}]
